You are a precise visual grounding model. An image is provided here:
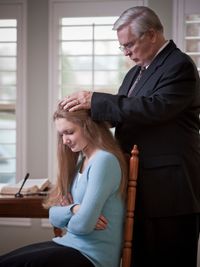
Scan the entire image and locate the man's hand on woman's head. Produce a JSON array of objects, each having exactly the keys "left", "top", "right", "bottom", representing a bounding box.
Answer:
[{"left": 60, "top": 91, "right": 93, "bottom": 111}]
